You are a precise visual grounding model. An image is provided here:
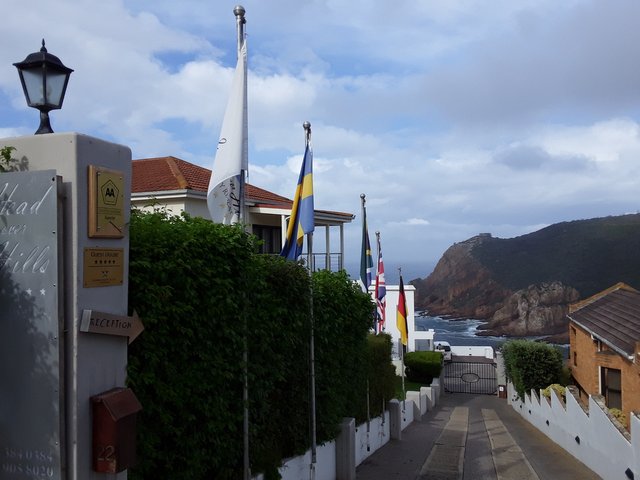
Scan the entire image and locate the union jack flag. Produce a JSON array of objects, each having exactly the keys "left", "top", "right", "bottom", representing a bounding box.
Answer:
[{"left": 374, "top": 232, "right": 386, "bottom": 333}]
